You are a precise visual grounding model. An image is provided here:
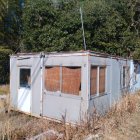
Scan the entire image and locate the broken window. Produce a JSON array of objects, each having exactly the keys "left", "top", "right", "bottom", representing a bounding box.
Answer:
[
  {"left": 62, "top": 67, "right": 81, "bottom": 95},
  {"left": 45, "top": 67, "right": 60, "bottom": 92},
  {"left": 99, "top": 67, "right": 106, "bottom": 94},
  {"left": 90, "top": 66, "right": 97, "bottom": 95},
  {"left": 20, "top": 69, "right": 31, "bottom": 88}
]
